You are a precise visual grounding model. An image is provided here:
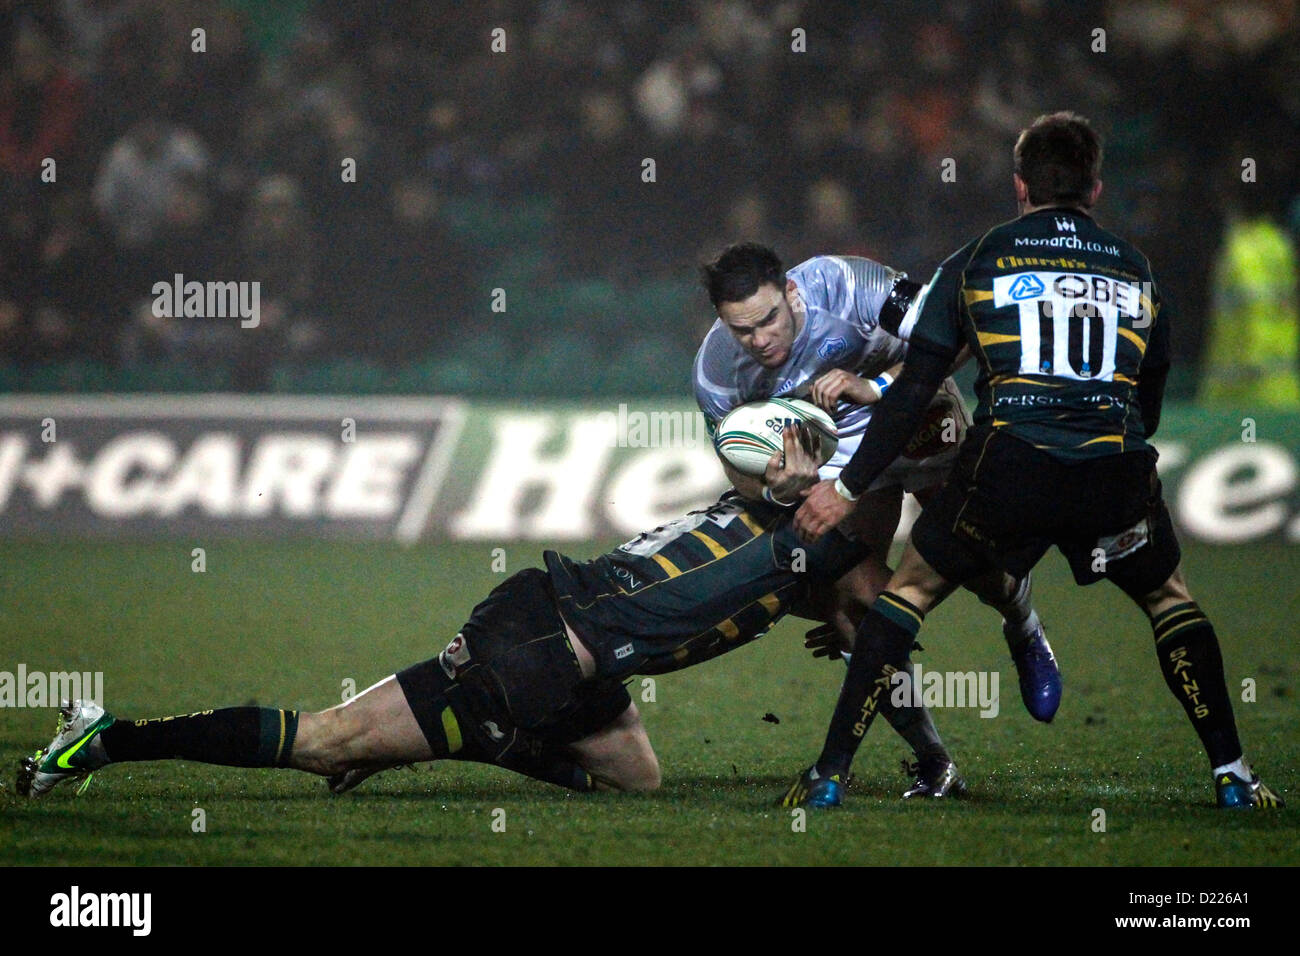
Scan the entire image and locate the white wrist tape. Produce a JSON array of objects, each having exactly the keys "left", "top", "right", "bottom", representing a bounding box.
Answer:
[
  {"left": 866, "top": 372, "right": 895, "bottom": 402},
  {"left": 763, "top": 485, "right": 798, "bottom": 507}
]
